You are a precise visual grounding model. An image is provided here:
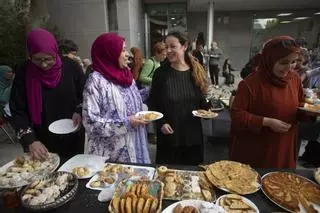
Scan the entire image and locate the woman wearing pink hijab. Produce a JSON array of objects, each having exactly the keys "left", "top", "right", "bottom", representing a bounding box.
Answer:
[
  {"left": 83, "top": 33, "right": 150, "bottom": 164},
  {"left": 10, "top": 28, "right": 85, "bottom": 159}
]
